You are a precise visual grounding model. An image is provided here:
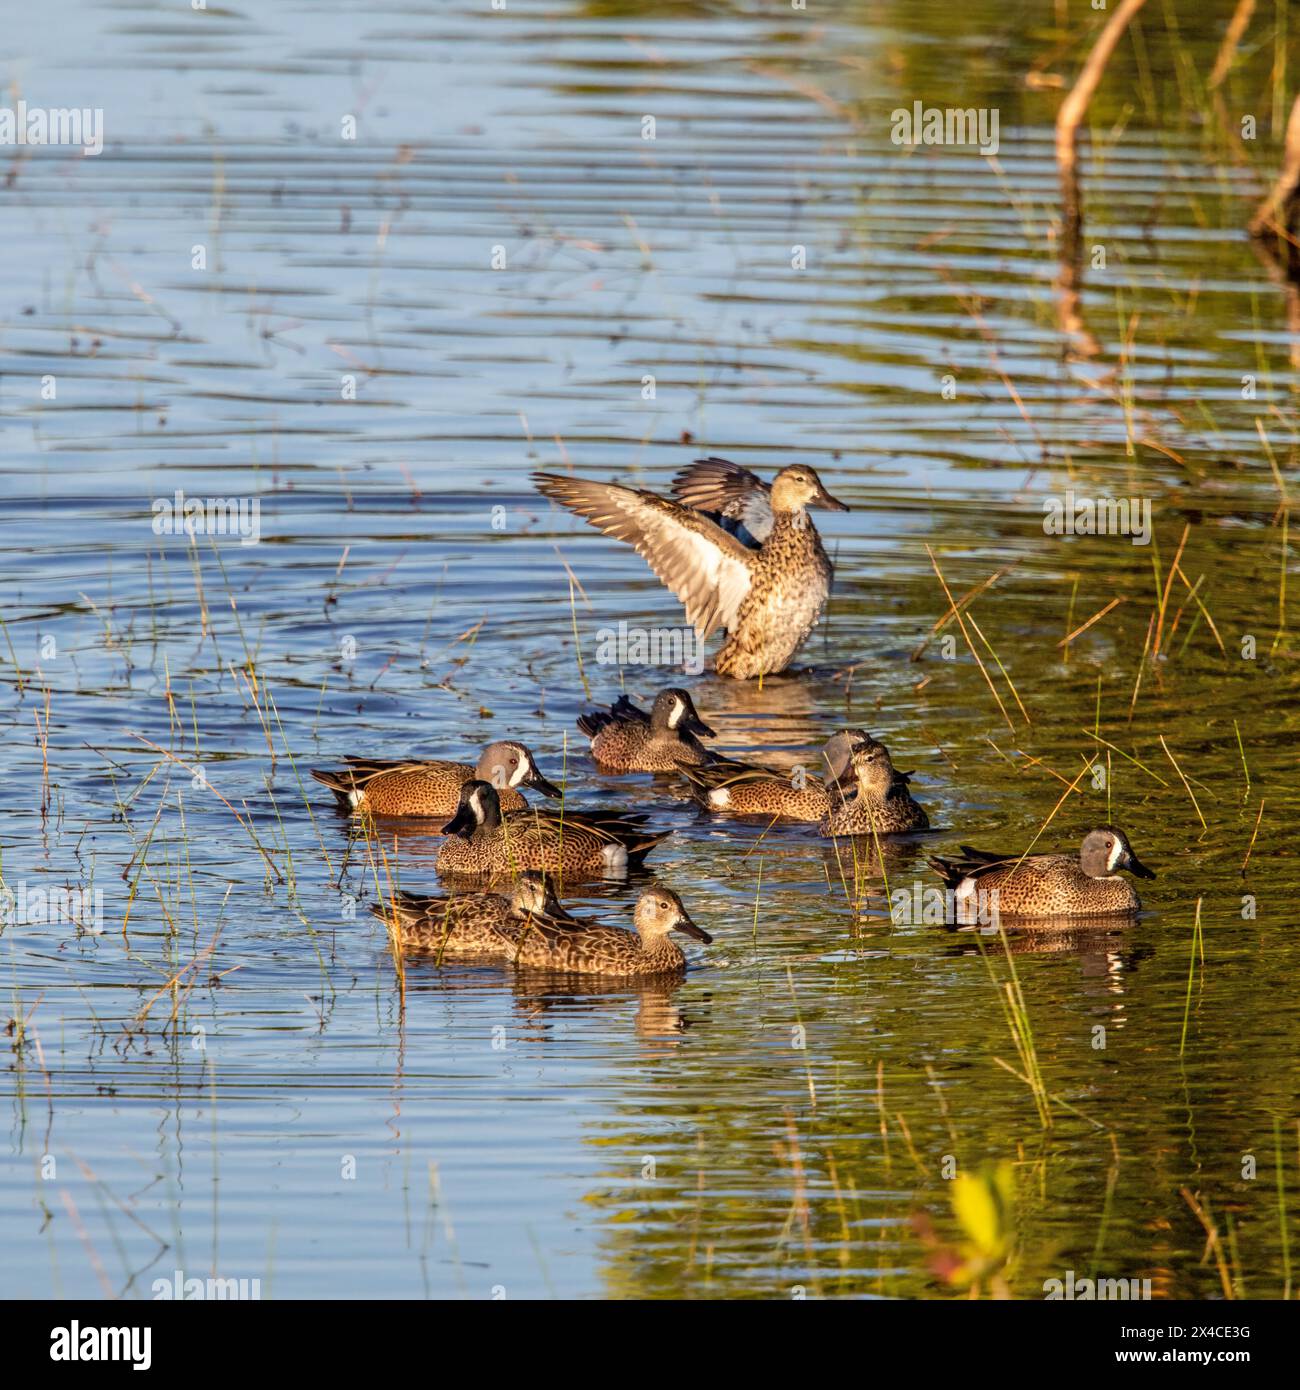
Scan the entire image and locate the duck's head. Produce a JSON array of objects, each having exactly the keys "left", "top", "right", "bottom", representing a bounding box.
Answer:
[
  {"left": 835, "top": 737, "right": 897, "bottom": 798},
  {"left": 509, "top": 870, "right": 551, "bottom": 915},
  {"left": 441, "top": 779, "right": 502, "bottom": 837},
  {"left": 1079, "top": 827, "right": 1155, "bottom": 881},
  {"left": 651, "top": 688, "right": 716, "bottom": 739},
  {"left": 477, "top": 741, "right": 562, "bottom": 798},
  {"left": 509, "top": 870, "right": 581, "bottom": 924},
  {"left": 770, "top": 464, "right": 848, "bottom": 515},
  {"left": 633, "top": 885, "right": 712, "bottom": 944}
]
